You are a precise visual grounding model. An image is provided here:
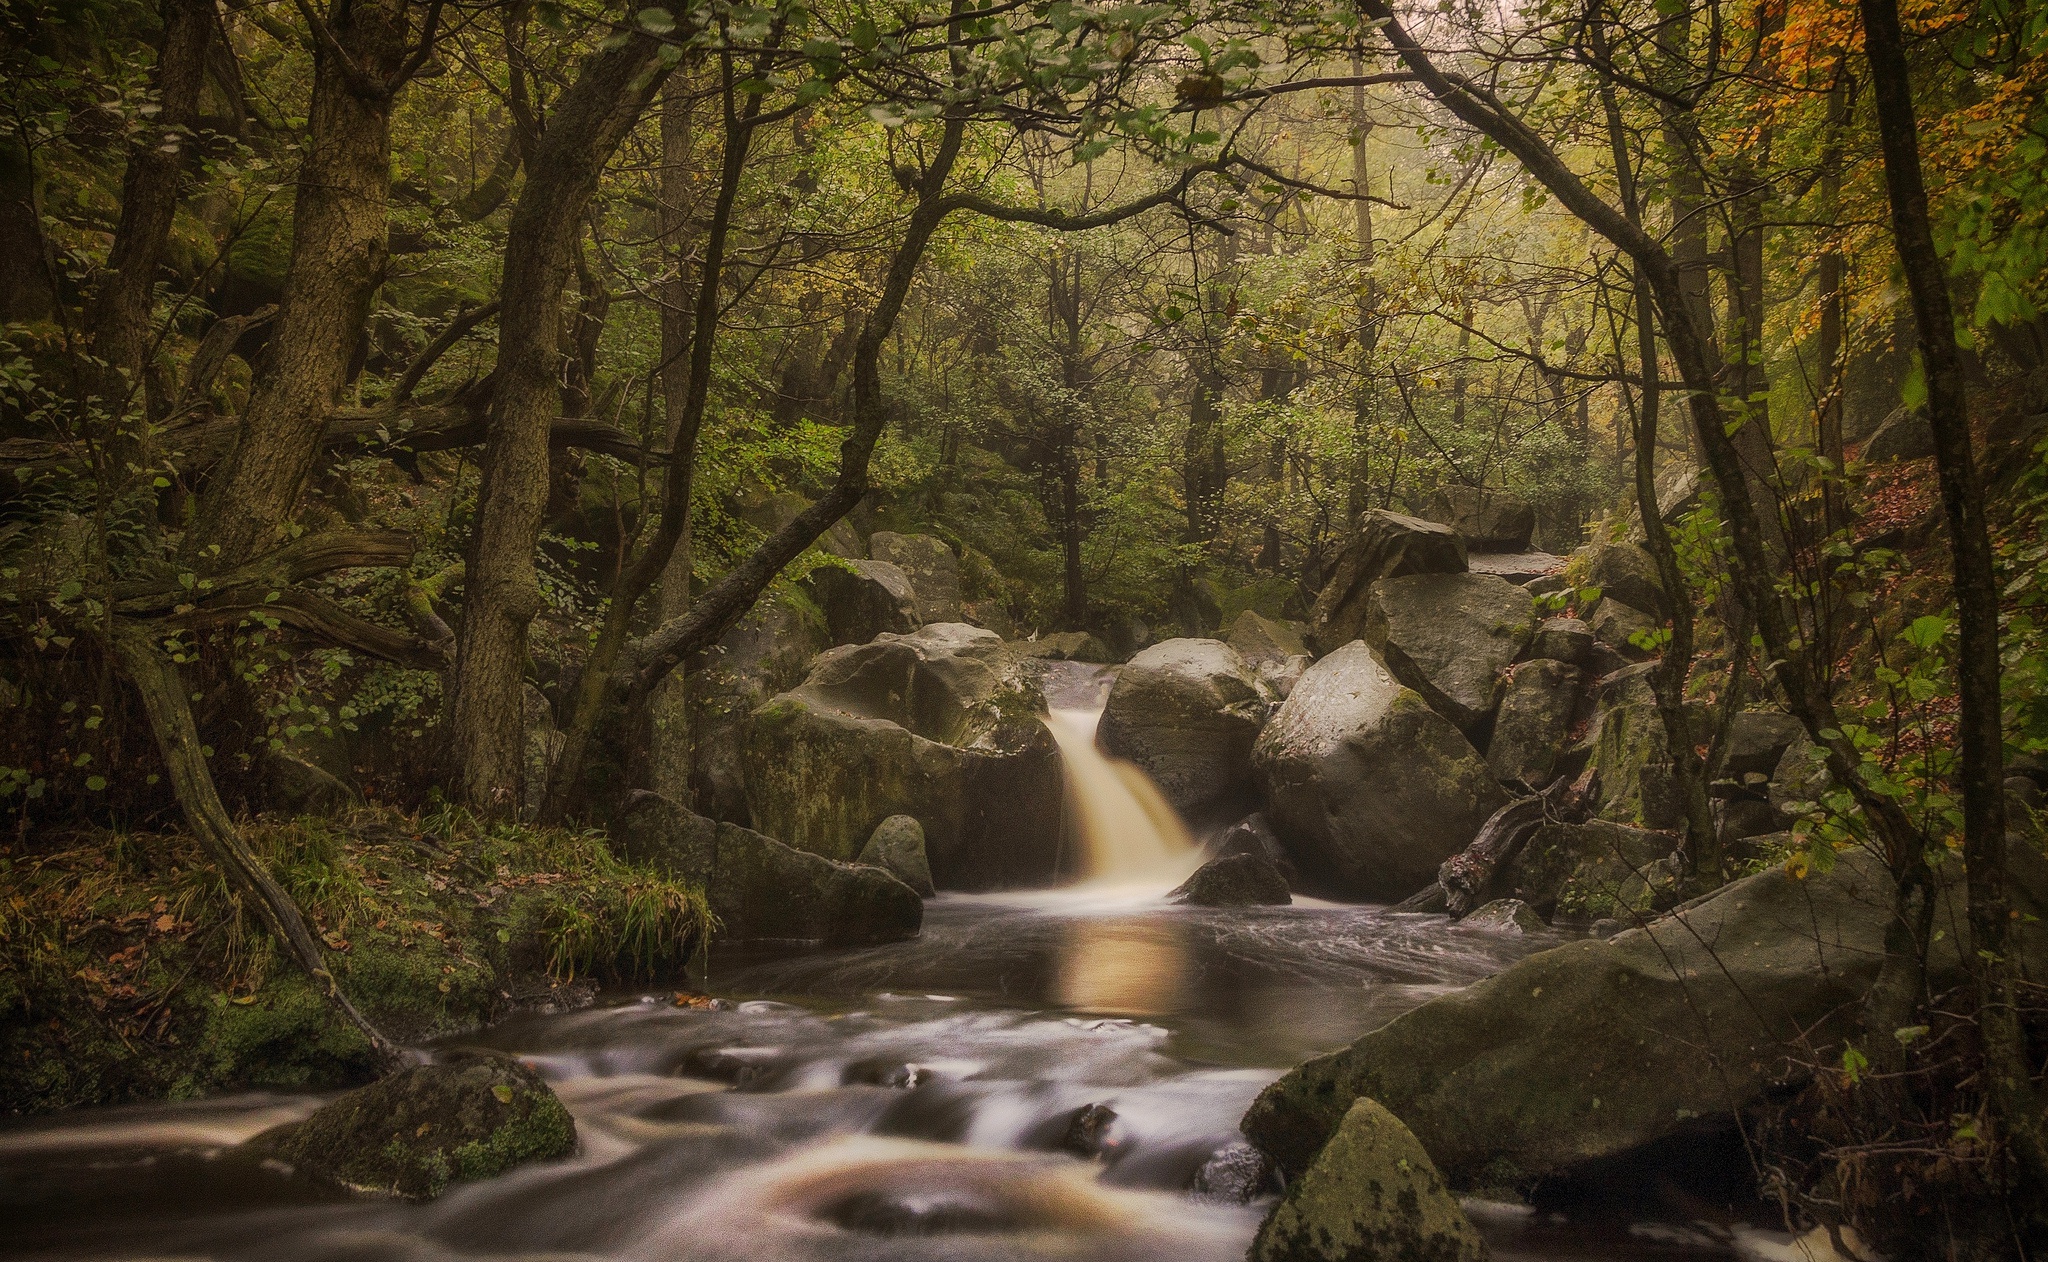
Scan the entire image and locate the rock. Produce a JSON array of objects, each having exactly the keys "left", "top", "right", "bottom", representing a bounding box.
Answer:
[
  {"left": 1622, "top": 463, "right": 1703, "bottom": 541},
  {"left": 617, "top": 795, "right": 923, "bottom": 944},
  {"left": 1528, "top": 616, "right": 1594, "bottom": 665},
  {"left": 857, "top": 814, "right": 935, "bottom": 898},
  {"left": 1860, "top": 405, "right": 1935, "bottom": 463},
  {"left": 960, "top": 598, "right": 1014, "bottom": 639},
  {"left": 803, "top": 559, "right": 921, "bottom": 647},
  {"left": 1060, "top": 1102, "right": 1118, "bottom": 1158},
  {"left": 1227, "top": 610, "right": 1310, "bottom": 665},
  {"left": 1249, "top": 1097, "right": 1487, "bottom": 1262},
  {"left": 1016, "top": 630, "right": 1115, "bottom": 662},
  {"left": 1253, "top": 643, "right": 1508, "bottom": 900},
  {"left": 518, "top": 683, "right": 563, "bottom": 821},
  {"left": 1523, "top": 573, "right": 1571, "bottom": 599},
  {"left": 1503, "top": 818, "right": 1682, "bottom": 923},
  {"left": 1192, "top": 1140, "right": 1277, "bottom": 1203},
  {"left": 1715, "top": 796, "right": 1790, "bottom": 849},
  {"left": 1363, "top": 572, "right": 1538, "bottom": 734},
  {"left": 744, "top": 624, "right": 1065, "bottom": 890},
  {"left": 1722, "top": 711, "right": 1804, "bottom": 780},
  {"left": 1253, "top": 653, "right": 1310, "bottom": 699},
  {"left": 1169, "top": 851, "right": 1292, "bottom": 907},
  {"left": 1583, "top": 669, "right": 1691, "bottom": 832},
  {"left": 1428, "top": 485, "right": 1536, "bottom": 552},
  {"left": 260, "top": 750, "right": 354, "bottom": 817},
  {"left": 1242, "top": 848, "right": 1916, "bottom": 1190},
  {"left": 868, "top": 531, "right": 963, "bottom": 623},
  {"left": 1587, "top": 598, "right": 1659, "bottom": 659},
  {"left": 1574, "top": 541, "right": 1670, "bottom": 619},
  {"left": 251, "top": 1052, "right": 575, "bottom": 1200},
  {"left": 1769, "top": 741, "right": 1831, "bottom": 816},
  {"left": 1462, "top": 898, "right": 1546, "bottom": 934},
  {"left": 1487, "top": 660, "right": 1583, "bottom": 790},
  {"left": 1215, "top": 812, "right": 1298, "bottom": 884},
  {"left": 1467, "top": 549, "right": 1566, "bottom": 584},
  {"left": 1098, "top": 639, "right": 1274, "bottom": 817},
  {"left": 683, "top": 591, "right": 831, "bottom": 824},
  {"left": 1308, "top": 511, "right": 1468, "bottom": 654},
  {"left": 732, "top": 484, "right": 861, "bottom": 558}
]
